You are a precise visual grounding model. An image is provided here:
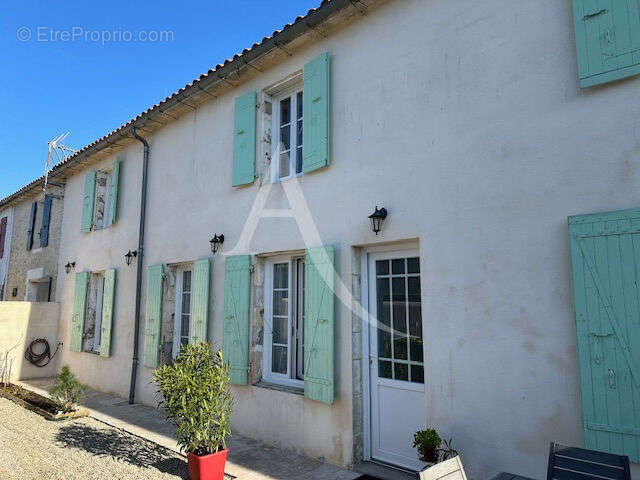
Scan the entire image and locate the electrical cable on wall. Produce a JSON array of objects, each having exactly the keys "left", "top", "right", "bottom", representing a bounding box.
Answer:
[{"left": 24, "top": 338, "right": 62, "bottom": 367}]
